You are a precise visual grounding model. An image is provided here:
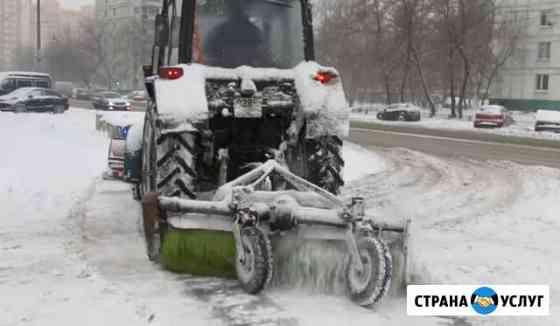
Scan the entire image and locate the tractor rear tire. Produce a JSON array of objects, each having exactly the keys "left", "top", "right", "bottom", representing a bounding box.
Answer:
[
  {"left": 345, "top": 237, "right": 391, "bottom": 307},
  {"left": 155, "top": 132, "right": 198, "bottom": 199},
  {"left": 235, "top": 227, "right": 273, "bottom": 294},
  {"left": 306, "top": 136, "right": 344, "bottom": 195}
]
